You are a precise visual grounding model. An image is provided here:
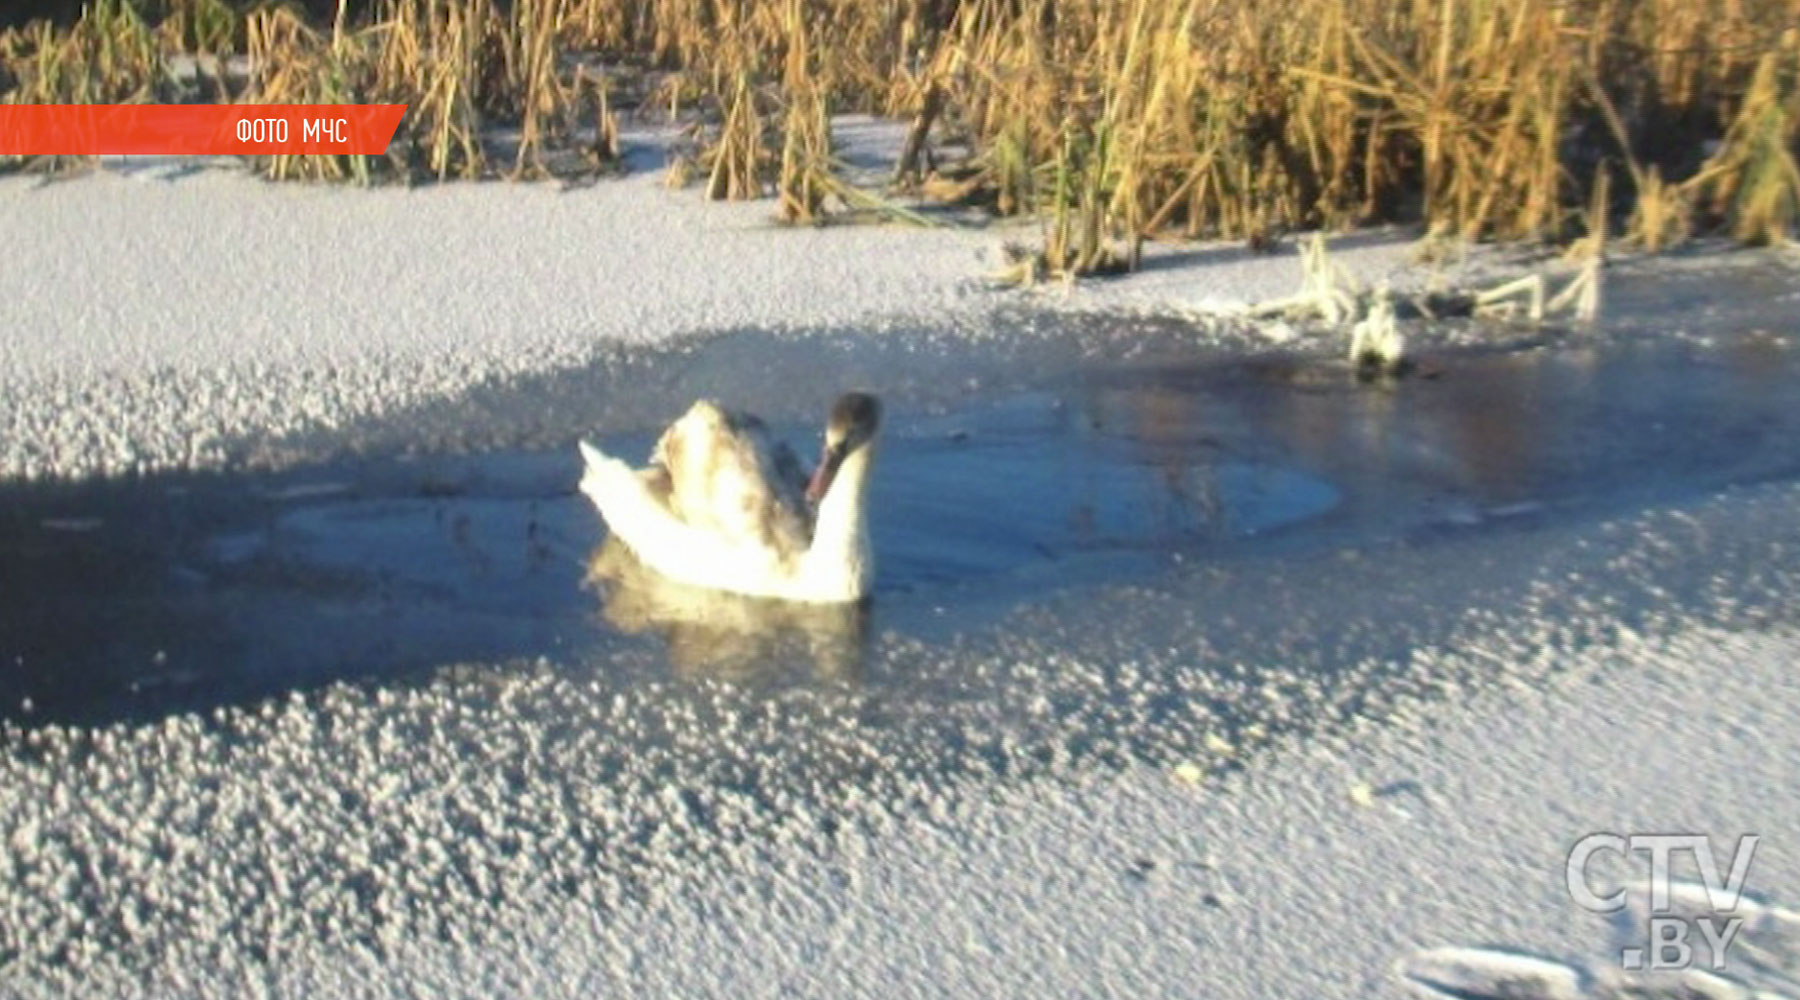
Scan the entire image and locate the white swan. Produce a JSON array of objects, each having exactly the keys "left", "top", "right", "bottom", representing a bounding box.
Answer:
[{"left": 577, "top": 393, "right": 881, "bottom": 603}]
